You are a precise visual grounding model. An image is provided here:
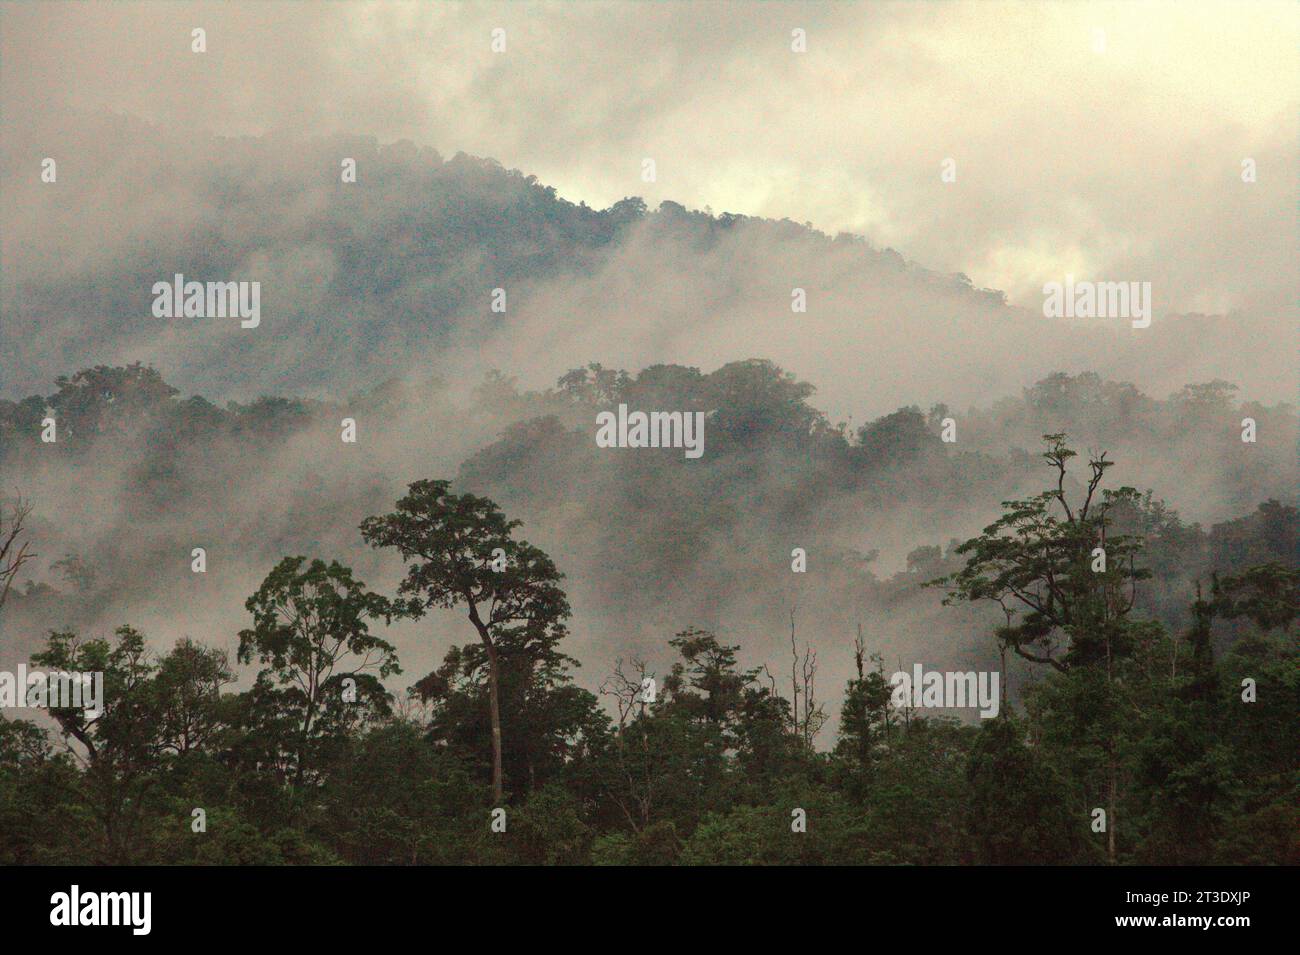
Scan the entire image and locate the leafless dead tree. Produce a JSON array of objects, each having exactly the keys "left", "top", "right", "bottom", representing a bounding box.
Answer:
[
  {"left": 1, "top": 494, "right": 36, "bottom": 613},
  {"left": 785, "top": 605, "right": 827, "bottom": 747},
  {"left": 599, "top": 657, "right": 657, "bottom": 831}
]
